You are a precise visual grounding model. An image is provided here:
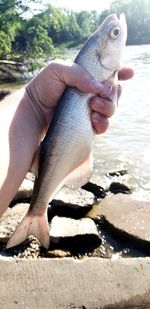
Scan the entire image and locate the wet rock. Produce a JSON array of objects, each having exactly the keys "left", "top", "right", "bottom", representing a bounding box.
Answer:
[
  {"left": 92, "top": 242, "right": 113, "bottom": 259},
  {"left": 0, "top": 236, "right": 40, "bottom": 259},
  {"left": 86, "top": 202, "right": 103, "bottom": 220},
  {"left": 50, "top": 216, "right": 101, "bottom": 253},
  {"left": 50, "top": 216, "right": 99, "bottom": 239},
  {"left": 109, "top": 181, "right": 132, "bottom": 194},
  {"left": 107, "top": 169, "right": 128, "bottom": 177},
  {"left": 48, "top": 200, "right": 92, "bottom": 220},
  {"left": 82, "top": 181, "right": 106, "bottom": 198},
  {"left": 7, "top": 236, "right": 41, "bottom": 259},
  {"left": 48, "top": 186, "right": 95, "bottom": 220},
  {"left": 55, "top": 186, "right": 94, "bottom": 206},
  {"left": 97, "top": 194, "right": 150, "bottom": 252},
  {"left": 0, "top": 203, "right": 29, "bottom": 242},
  {"left": 12, "top": 179, "right": 34, "bottom": 204},
  {"left": 0, "top": 60, "right": 28, "bottom": 82},
  {"left": 0, "top": 90, "right": 11, "bottom": 101}
]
